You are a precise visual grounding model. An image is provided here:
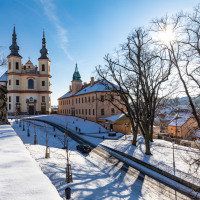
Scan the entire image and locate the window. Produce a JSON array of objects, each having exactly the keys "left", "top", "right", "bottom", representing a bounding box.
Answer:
[
  {"left": 89, "top": 109, "right": 91, "bottom": 115},
  {"left": 111, "top": 108, "right": 115, "bottom": 115},
  {"left": 9, "top": 104, "right": 11, "bottom": 110},
  {"left": 85, "top": 97, "right": 87, "bottom": 102},
  {"left": 69, "top": 100, "right": 70, "bottom": 104},
  {"left": 111, "top": 95, "right": 114, "bottom": 102},
  {"left": 16, "top": 79, "right": 19, "bottom": 86},
  {"left": 16, "top": 96, "right": 19, "bottom": 103},
  {"left": 101, "top": 95, "right": 104, "bottom": 102},
  {"left": 79, "top": 98, "right": 80, "bottom": 103},
  {"left": 16, "top": 62, "right": 19, "bottom": 70},
  {"left": 92, "top": 96, "right": 94, "bottom": 102},
  {"left": 79, "top": 109, "right": 81, "bottom": 114},
  {"left": 61, "top": 101, "right": 62, "bottom": 105},
  {"left": 76, "top": 98, "right": 77, "bottom": 104},
  {"left": 9, "top": 62, "right": 11, "bottom": 70},
  {"left": 42, "top": 64, "right": 45, "bottom": 71},
  {"left": 85, "top": 109, "right": 87, "bottom": 115},
  {"left": 61, "top": 110, "right": 62, "bottom": 114},
  {"left": 69, "top": 109, "right": 70, "bottom": 114},
  {"left": 93, "top": 109, "right": 95, "bottom": 115},
  {"left": 88, "top": 96, "right": 90, "bottom": 102},
  {"left": 101, "top": 109, "right": 104, "bottom": 115},
  {"left": 42, "top": 96, "right": 45, "bottom": 102},
  {"left": 65, "top": 109, "right": 66, "bottom": 114},
  {"left": 76, "top": 109, "right": 78, "bottom": 114},
  {"left": 72, "top": 99, "right": 74, "bottom": 105},
  {"left": 67, "top": 110, "right": 68, "bottom": 114},
  {"left": 28, "top": 79, "right": 34, "bottom": 89},
  {"left": 82, "top": 98, "right": 84, "bottom": 103},
  {"left": 82, "top": 109, "right": 84, "bottom": 115},
  {"left": 42, "top": 81, "right": 45, "bottom": 87},
  {"left": 9, "top": 80, "right": 11, "bottom": 86},
  {"left": 9, "top": 96, "right": 11, "bottom": 102}
]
